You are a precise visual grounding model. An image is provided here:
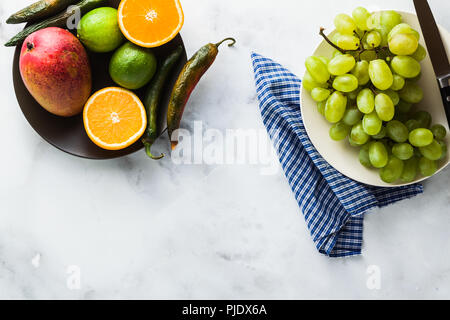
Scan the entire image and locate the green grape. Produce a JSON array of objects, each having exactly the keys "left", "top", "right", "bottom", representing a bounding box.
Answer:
[
  {"left": 325, "top": 91, "right": 347, "bottom": 123},
  {"left": 347, "top": 88, "right": 361, "bottom": 101},
  {"left": 351, "top": 122, "right": 370, "bottom": 145},
  {"left": 405, "top": 119, "right": 421, "bottom": 132},
  {"left": 399, "top": 82, "right": 424, "bottom": 104},
  {"left": 366, "top": 31, "right": 382, "bottom": 48},
  {"left": 375, "top": 93, "right": 395, "bottom": 121},
  {"left": 331, "top": 32, "right": 342, "bottom": 46},
  {"left": 413, "top": 111, "right": 432, "bottom": 128},
  {"left": 410, "top": 44, "right": 427, "bottom": 62},
  {"left": 409, "top": 128, "right": 434, "bottom": 147},
  {"left": 397, "top": 100, "right": 412, "bottom": 114},
  {"left": 388, "top": 23, "right": 420, "bottom": 42},
  {"left": 392, "top": 143, "right": 414, "bottom": 160},
  {"left": 401, "top": 157, "right": 419, "bottom": 183},
  {"left": 380, "top": 155, "right": 404, "bottom": 183},
  {"left": 305, "top": 56, "right": 330, "bottom": 84},
  {"left": 409, "top": 72, "right": 422, "bottom": 83},
  {"left": 337, "top": 35, "right": 361, "bottom": 50},
  {"left": 359, "top": 151, "right": 372, "bottom": 168},
  {"left": 360, "top": 50, "right": 378, "bottom": 62},
  {"left": 369, "top": 142, "right": 389, "bottom": 168},
  {"left": 419, "top": 157, "right": 437, "bottom": 176},
  {"left": 318, "top": 56, "right": 330, "bottom": 66},
  {"left": 383, "top": 89, "right": 400, "bottom": 106},
  {"left": 334, "top": 13, "right": 357, "bottom": 35},
  {"left": 369, "top": 60, "right": 394, "bottom": 90},
  {"left": 361, "top": 39, "right": 371, "bottom": 50},
  {"left": 389, "top": 32, "right": 419, "bottom": 56},
  {"left": 372, "top": 126, "right": 387, "bottom": 140},
  {"left": 394, "top": 111, "right": 409, "bottom": 123},
  {"left": 317, "top": 101, "right": 326, "bottom": 116},
  {"left": 391, "top": 56, "right": 421, "bottom": 79},
  {"left": 330, "top": 122, "right": 351, "bottom": 141},
  {"left": 351, "top": 60, "right": 370, "bottom": 85},
  {"left": 333, "top": 74, "right": 359, "bottom": 93},
  {"left": 317, "top": 103, "right": 326, "bottom": 116},
  {"left": 419, "top": 140, "right": 443, "bottom": 161},
  {"left": 386, "top": 120, "right": 409, "bottom": 143},
  {"left": 391, "top": 74, "right": 406, "bottom": 91},
  {"left": 352, "top": 7, "right": 370, "bottom": 31},
  {"left": 363, "top": 112, "right": 383, "bottom": 136},
  {"left": 380, "top": 11, "right": 402, "bottom": 30},
  {"left": 367, "top": 12, "right": 381, "bottom": 29},
  {"left": 303, "top": 71, "right": 328, "bottom": 92},
  {"left": 348, "top": 137, "right": 360, "bottom": 147},
  {"left": 359, "top": 143, "right": 372, "bottom": 168},
  {"left": 375, "top": 26, "right": 390, "bottom": 47},
  {"left": 431, "top": 124, "right": 447, "bottom": 140},
  {"left": 311, "top": 88, "right": 331, "bottom": 102},
  {"left": 332, "top": 49, "right": 343, "bottom": 58},
  {"left": 342, "top": 107, "right": 363, "bottom": 126},
  {"left": 328, "top": 54, "right": 356, "bottom": 76},
  {"left": 348, "top": 51, "right": 360, "bottom": 61},
  {"left": 357, "top": 88, "right": 375, "bottom": 114},
  {"left": 438, "top": 141, "right": 448, "bottom": 160}
]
